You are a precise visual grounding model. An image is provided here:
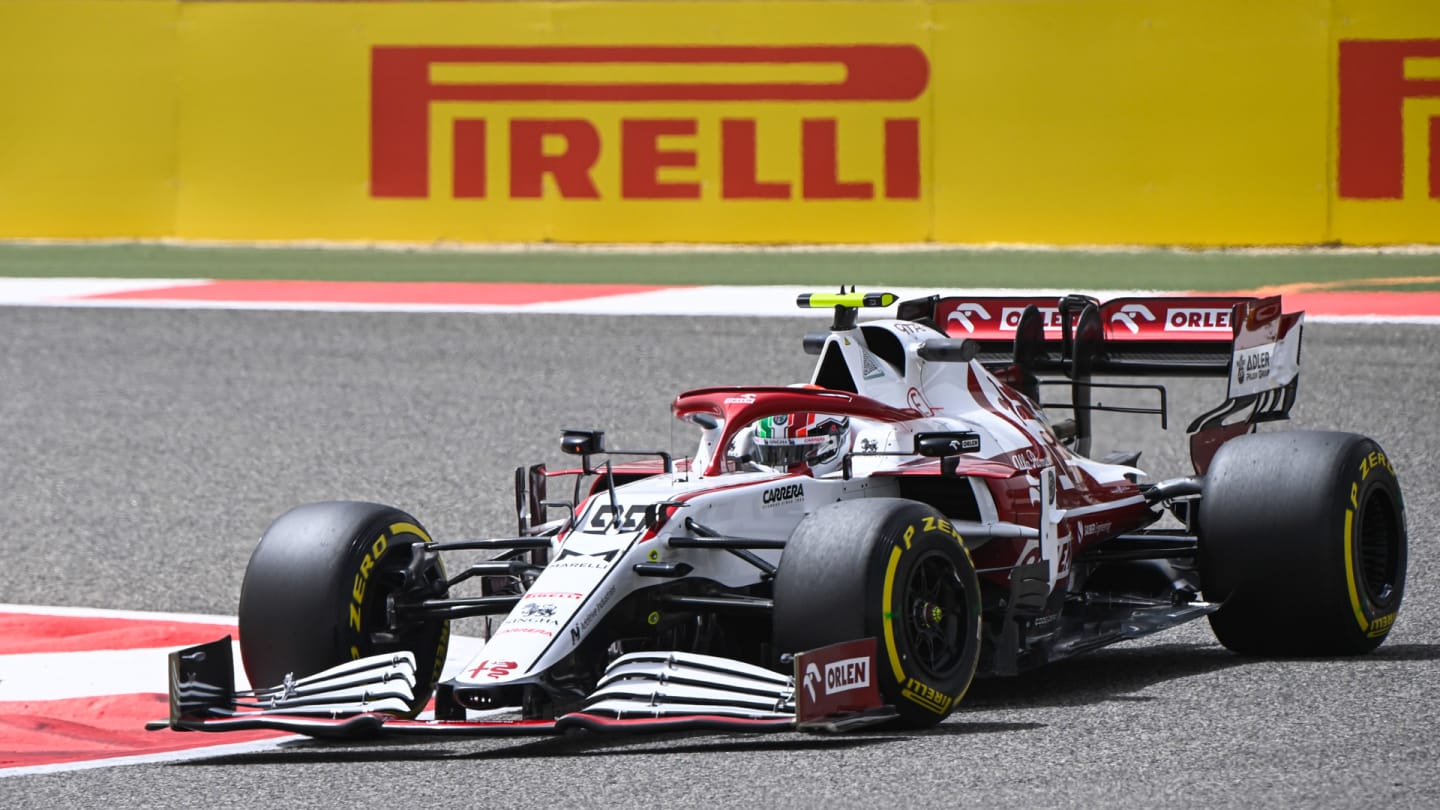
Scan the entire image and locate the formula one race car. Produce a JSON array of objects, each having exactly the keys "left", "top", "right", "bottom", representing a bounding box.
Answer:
[{"left": 152, "top": 290, "right": 1407, "bottom": 738}]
